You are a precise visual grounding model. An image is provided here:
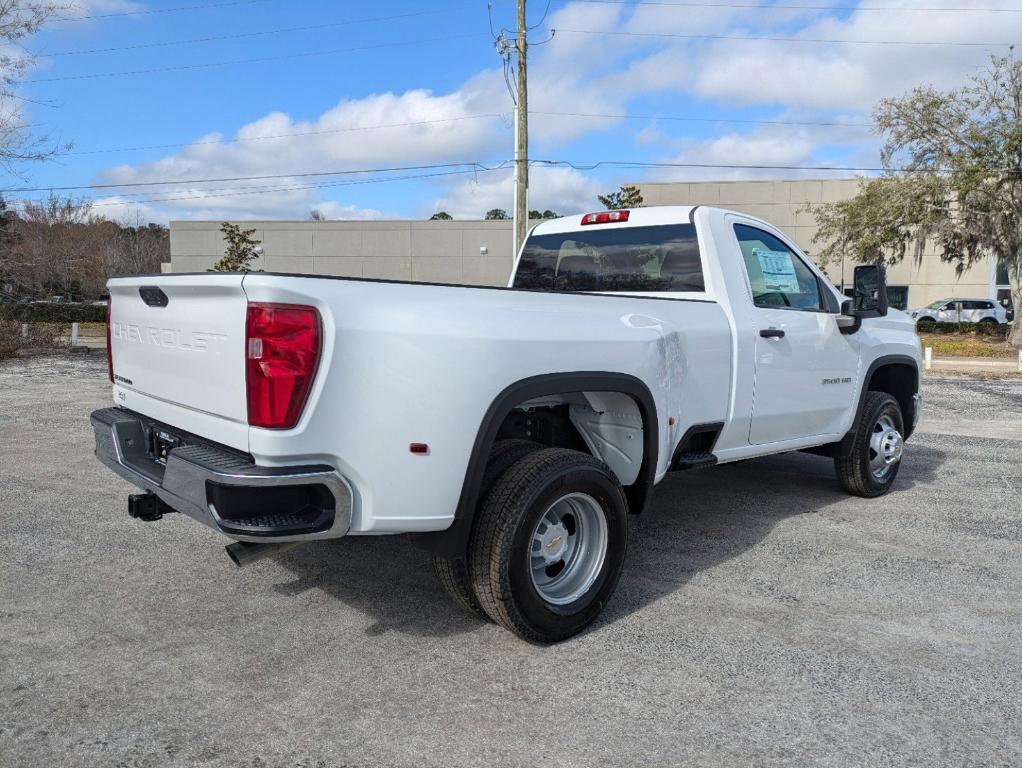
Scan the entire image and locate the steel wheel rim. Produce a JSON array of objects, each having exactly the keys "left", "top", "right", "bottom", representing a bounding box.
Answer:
[
  {"left": 868, "top": 413, "right": 903, "bottom": 480},
  {"left": 529, "top": 492, "right": 608, "bottom": 606}
]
